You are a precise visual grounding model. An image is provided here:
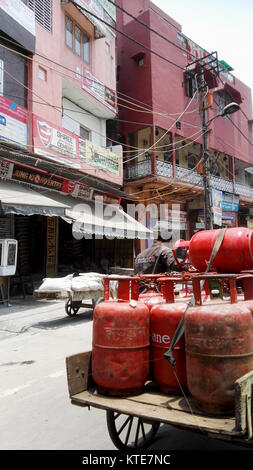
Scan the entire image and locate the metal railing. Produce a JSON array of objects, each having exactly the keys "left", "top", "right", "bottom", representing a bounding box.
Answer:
[{"left": 126, "top": 157, "right": 253, "bottom": 201}]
